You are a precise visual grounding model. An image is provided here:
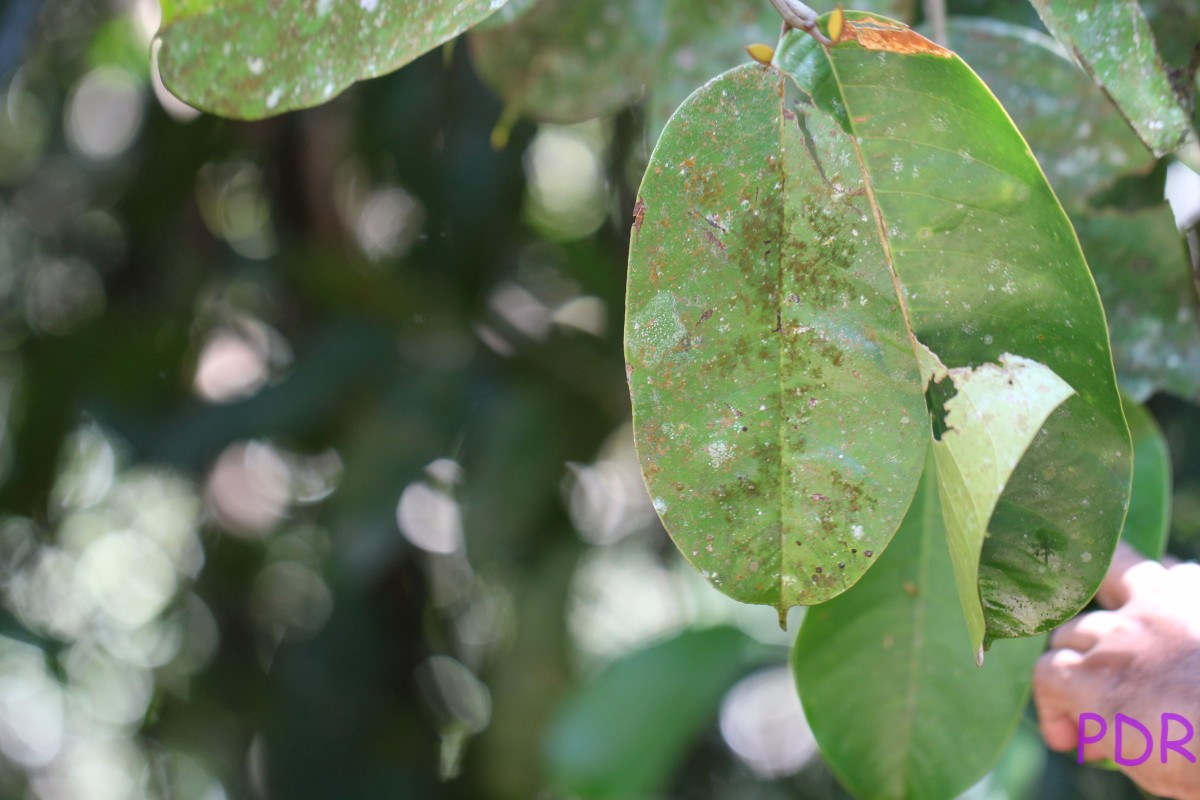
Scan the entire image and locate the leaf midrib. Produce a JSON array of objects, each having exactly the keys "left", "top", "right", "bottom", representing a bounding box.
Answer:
[{"left": 823, "top": 42, "right": 938, "bottom": 796}]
